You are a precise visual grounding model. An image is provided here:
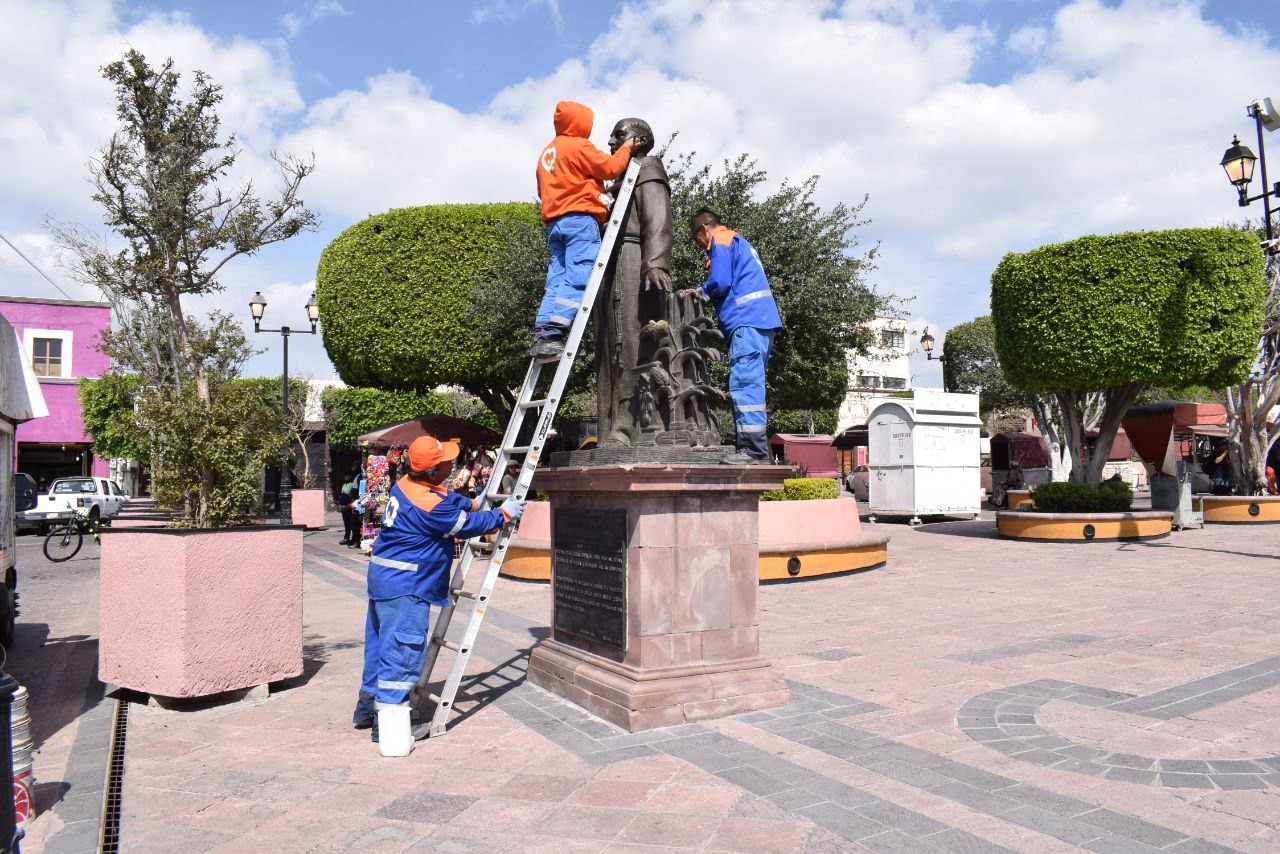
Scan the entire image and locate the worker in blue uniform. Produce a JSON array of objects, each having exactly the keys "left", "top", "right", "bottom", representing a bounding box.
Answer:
[
  {"left": 353, "top": 434, "right": 524, "bottom": 753},
  {"left": 688, "top": 207, "right": 783, "bottom": 464}
]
